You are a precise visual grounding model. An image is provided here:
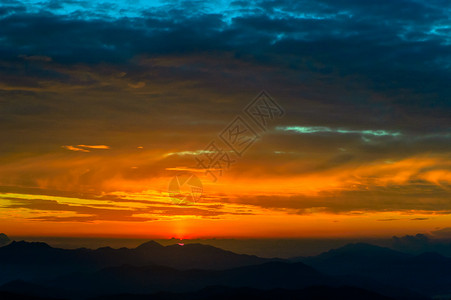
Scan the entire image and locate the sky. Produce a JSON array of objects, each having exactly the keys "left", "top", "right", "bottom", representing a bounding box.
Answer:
[{"left": 0, "top": 0, "right": 450, "bottom": 240}]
